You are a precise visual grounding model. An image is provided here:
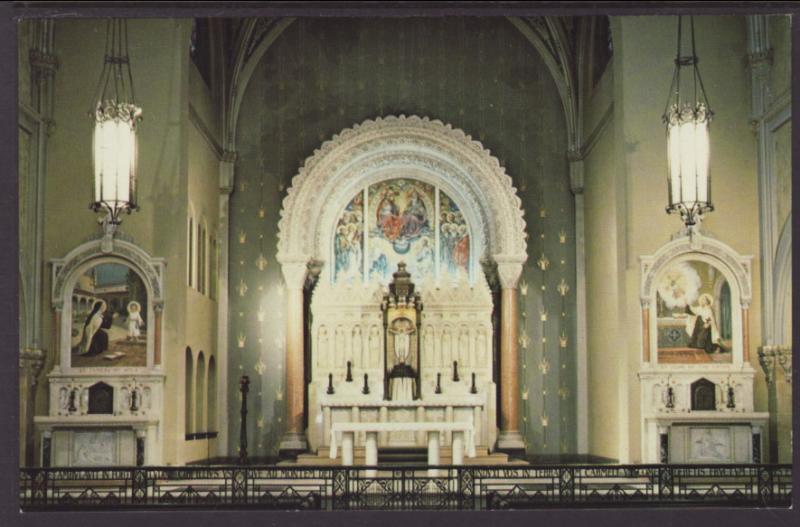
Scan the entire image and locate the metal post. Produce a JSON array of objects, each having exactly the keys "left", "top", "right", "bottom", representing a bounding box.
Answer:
[{"left": 239, "top": 375, "right": 250, "bottom": 463}]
